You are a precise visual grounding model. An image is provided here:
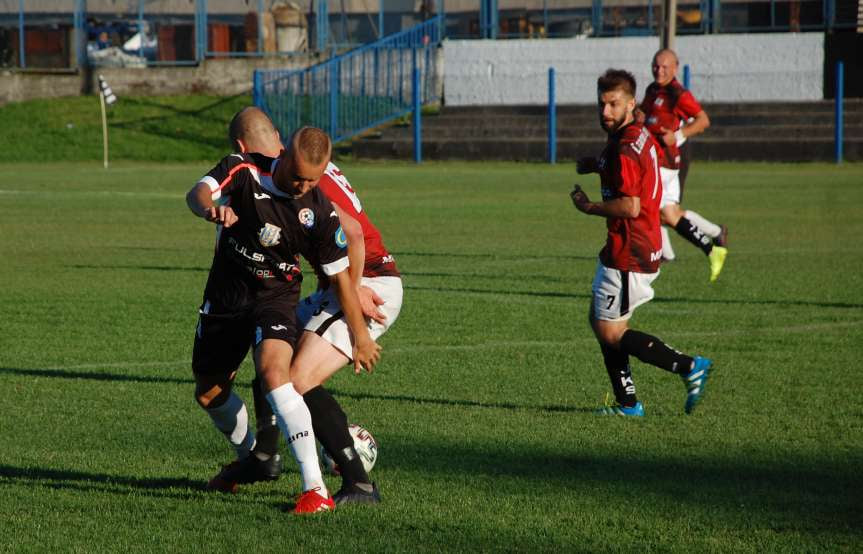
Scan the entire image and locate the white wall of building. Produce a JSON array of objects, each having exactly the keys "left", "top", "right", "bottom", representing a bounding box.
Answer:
[{"left": 443, "top": 33, "right": 824, "bottom": 105}]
